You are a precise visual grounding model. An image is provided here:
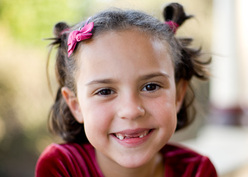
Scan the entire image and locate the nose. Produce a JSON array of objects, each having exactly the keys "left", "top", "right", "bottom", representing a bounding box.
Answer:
[{"left": 117, "top": 93, "right": 145, "bottom": 120}]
